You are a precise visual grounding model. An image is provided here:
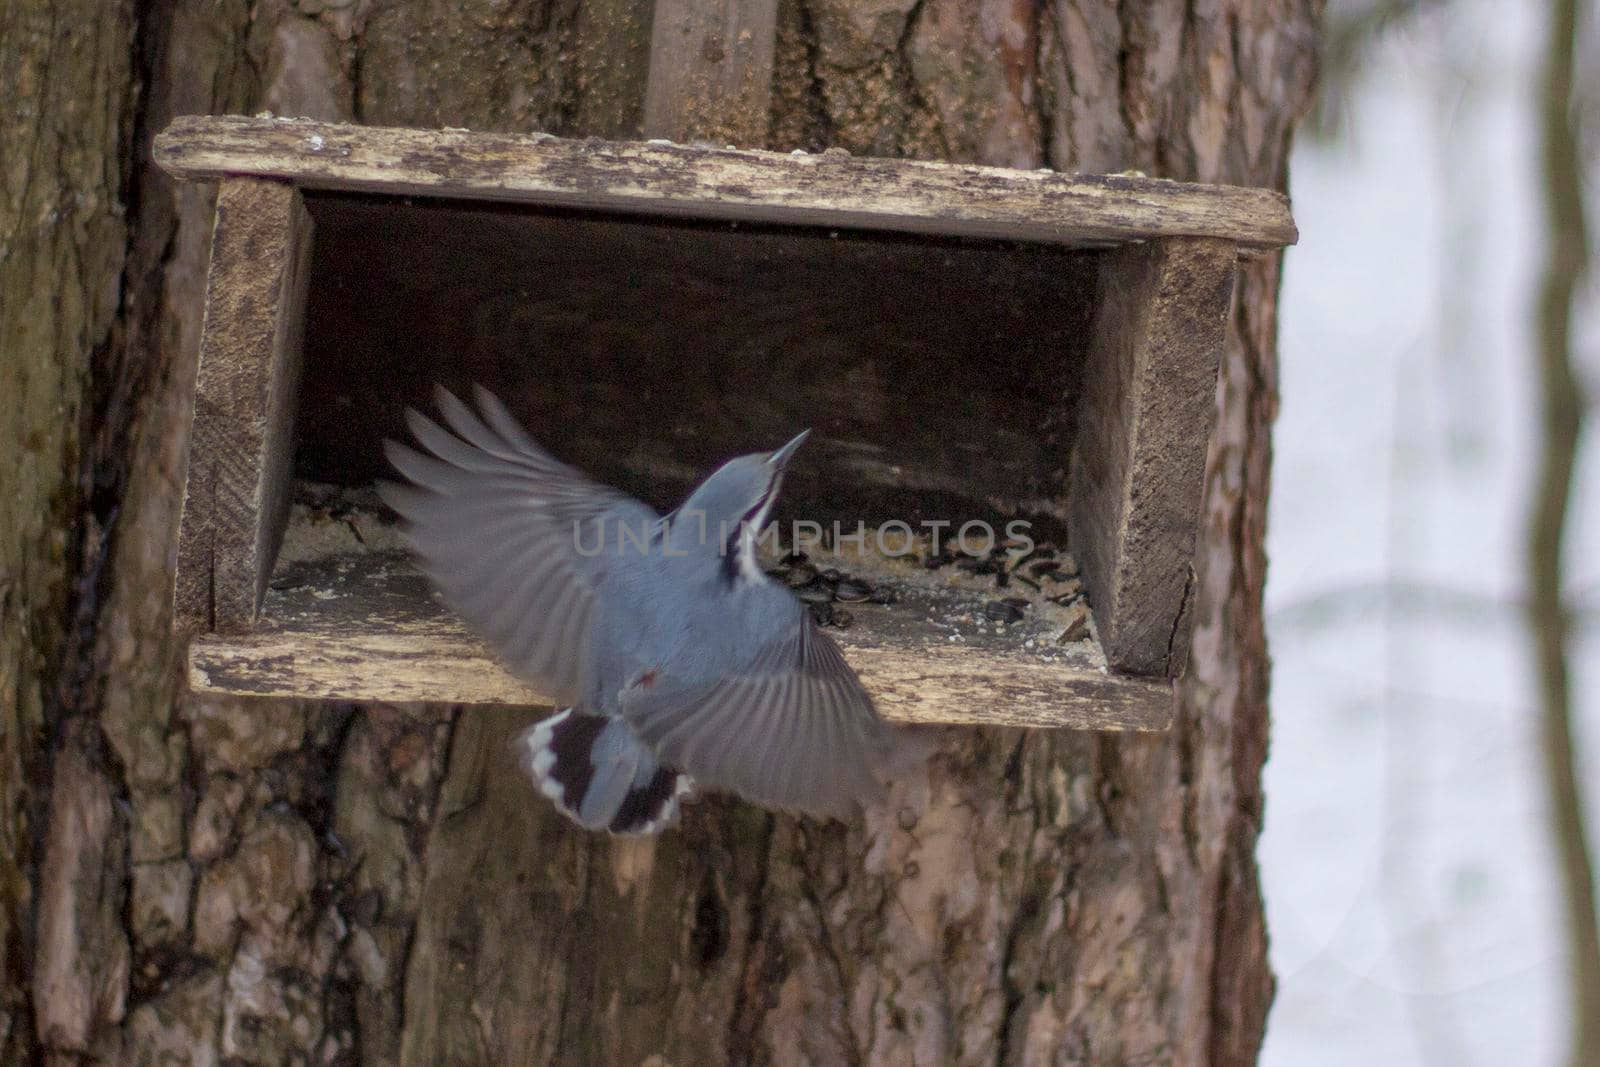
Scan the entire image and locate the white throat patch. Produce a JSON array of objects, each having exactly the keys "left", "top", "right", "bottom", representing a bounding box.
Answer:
[{"left": 736, "top": 475, "right": 780, "bottom": 585}]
